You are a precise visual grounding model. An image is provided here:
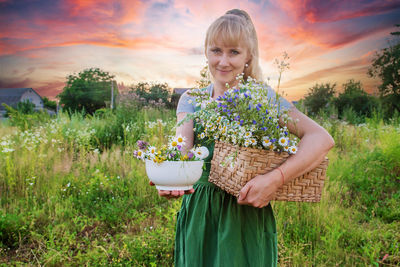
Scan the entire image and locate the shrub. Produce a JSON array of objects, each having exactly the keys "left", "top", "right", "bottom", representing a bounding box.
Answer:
[
  {"left": 334, "top": 80, "right": 380, "bottom": 122},
  {"left": 304, "top": 83, "right": 336, "bottom": 115},
  {"left": 0, "top": 213, "right": 28, "bottom": 249}
]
